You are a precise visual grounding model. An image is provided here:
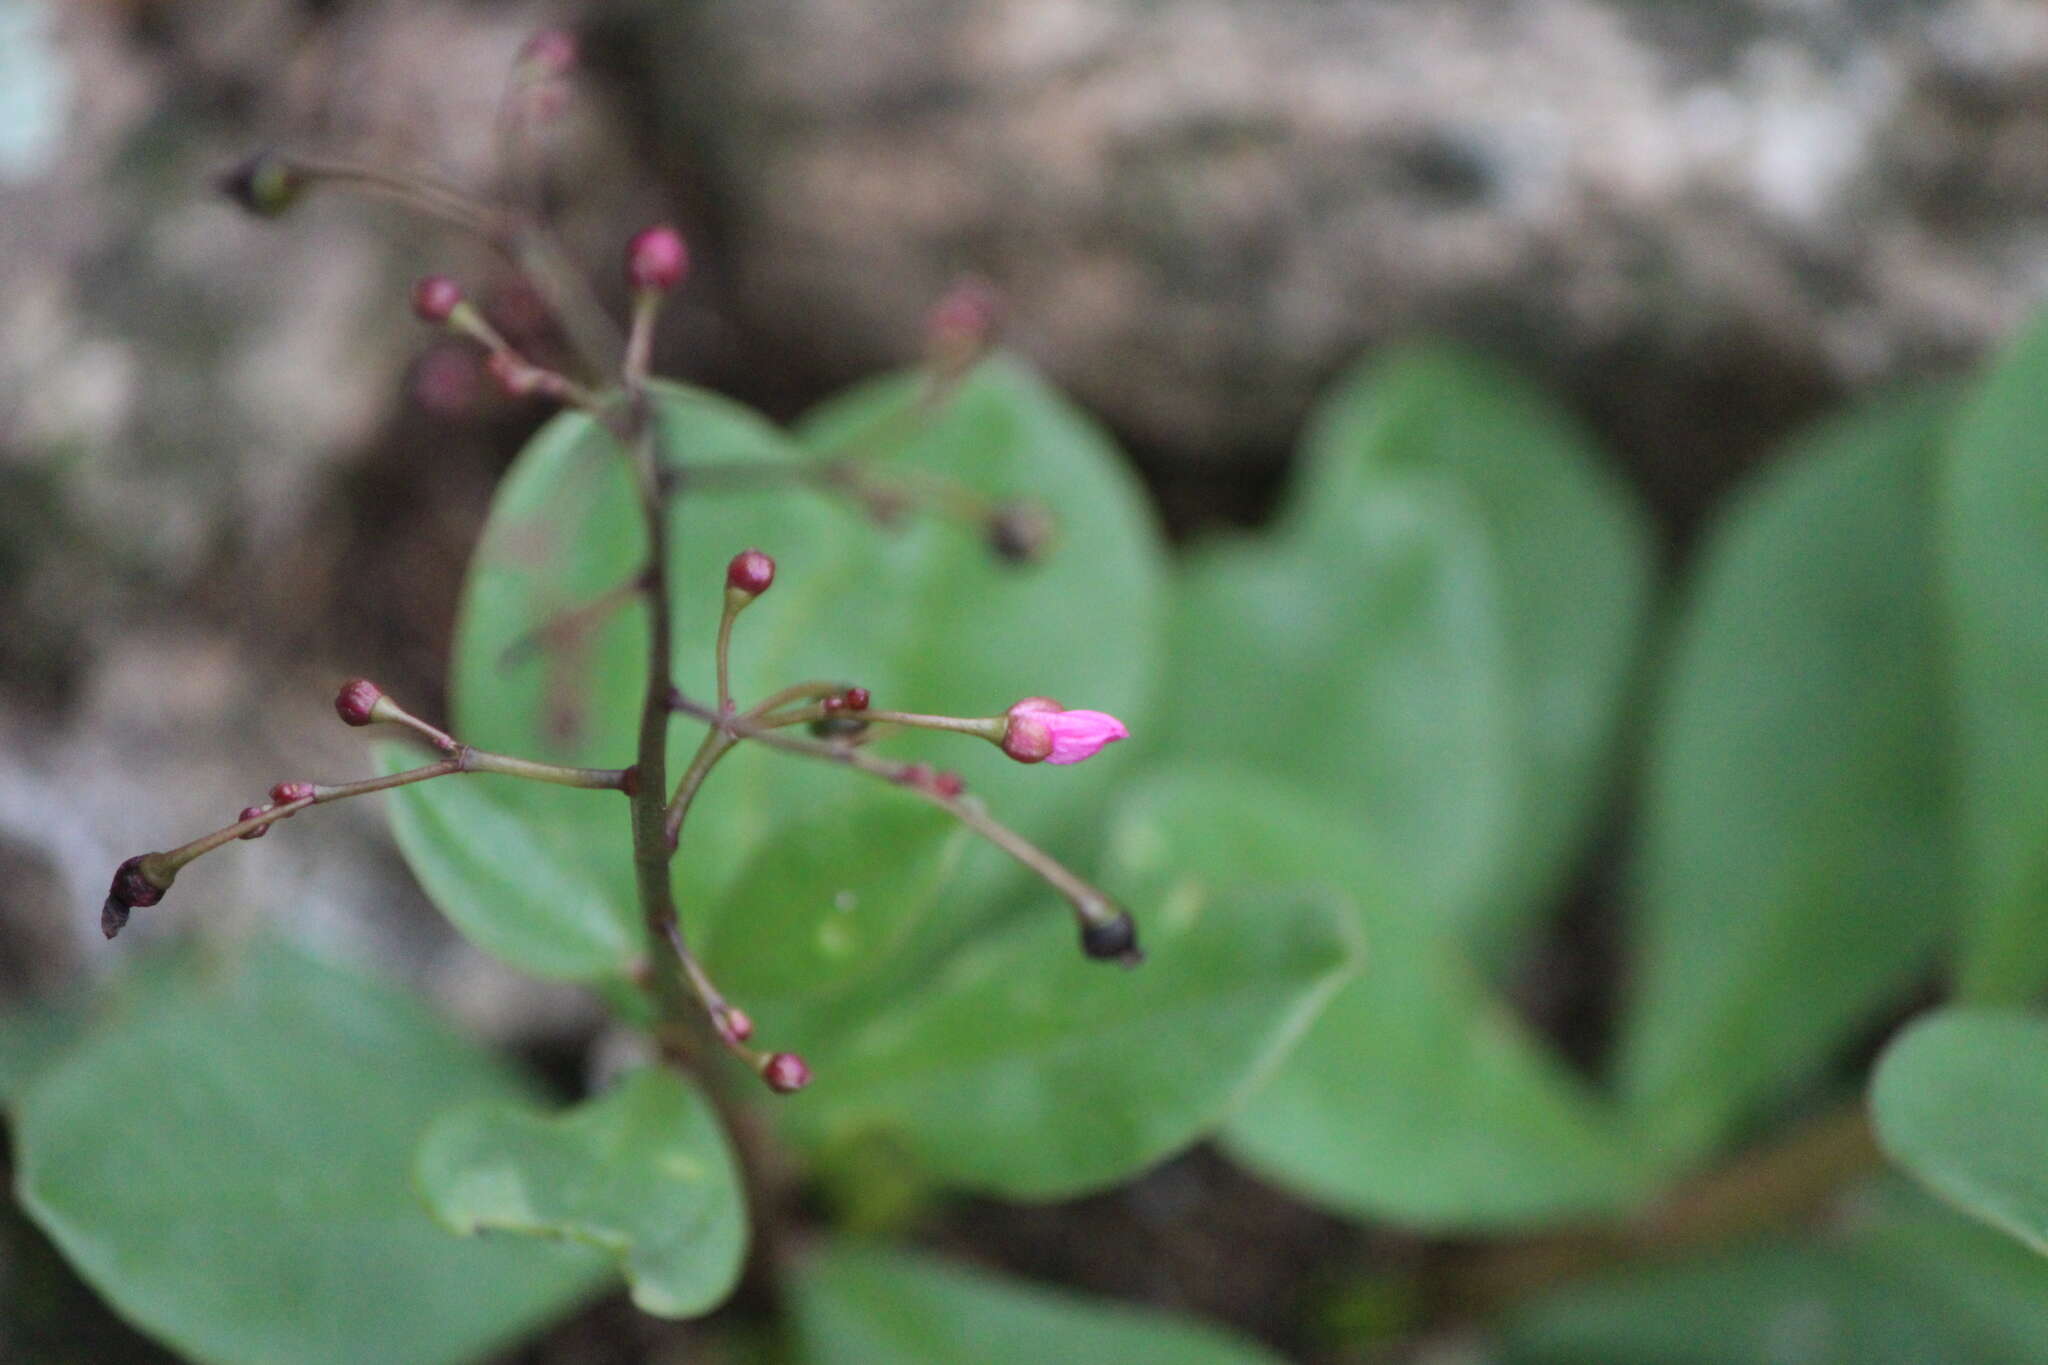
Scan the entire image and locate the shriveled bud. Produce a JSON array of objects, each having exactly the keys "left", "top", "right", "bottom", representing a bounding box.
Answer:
[
  {"left": 270, "top": 781, "right": 316, "bottom": 806},
  {"left": 216, "top": 150, "right": 305, "bottom": 218},
  {"left": 411, "top": 275, "right": 463, "bottom": 325},
  {"left": 334, "top": 678, "right": 386, "bottom": 727},
  {"left": 761, "top": 1052, "right": 812, "bottom": 1094},
  {"left": 237, "top": 807, "right": 270, "bottom": 840},
  {"left": 103, "top": 854, "right": 173, "bottom": 940},
  {"left": 726, "top": 548, "right": 775, "bottom": 597},
  {"left": 987, "top": 500, "right": 1055, "bottom": 565},
  {"left": 627, "top": 224, "right": 689, "bottom": 294},
  {"left": 1080, "top": 911, "right": 1142, "bottom": 966}
]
